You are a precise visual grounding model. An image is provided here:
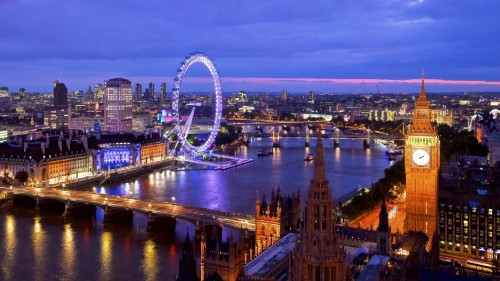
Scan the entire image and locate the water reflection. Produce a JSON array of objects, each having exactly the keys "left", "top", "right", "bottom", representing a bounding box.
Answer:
[
  {"left": 99, "top": 231, "right": 113, "bottom": 280},
  {"left": 33, "top": 217, "right": 46, "bottom": 281},
  {"left": 3, "top": 215, "right": 16, "bottom": 280},
  {"left": 62, "top": 224, "right": 75, "bottom": 280},
  {"left": 142, "top": 239, "right": 159, "bottom": 281}
]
